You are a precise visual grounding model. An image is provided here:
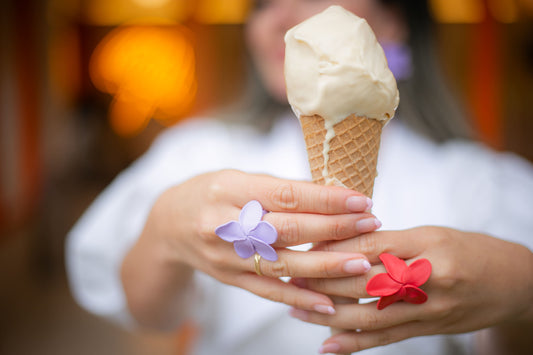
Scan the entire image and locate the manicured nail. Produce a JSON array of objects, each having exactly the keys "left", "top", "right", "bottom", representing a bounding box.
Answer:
[
  {"left": 319, "top": 342, "right": 341, "bottom": 354},
  {"left": 289, "top": 308, "right": 309, "bottom": 320},
  {"left": 346, "top": 196, "right": 373, "bottom": 212},
  {"left": 314, "top": 304, "right": 336, "bottom": 315},
  {"left": 355, "top": 217, "right": 381, "bottom": 232},
  {"left": 344, "top": 258, "right": 371, "bottom": 273}
]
